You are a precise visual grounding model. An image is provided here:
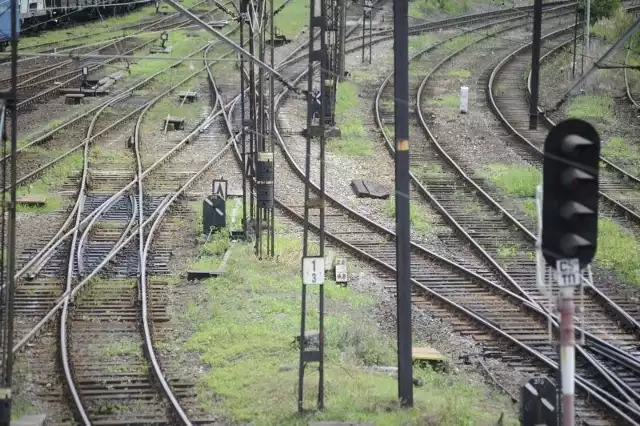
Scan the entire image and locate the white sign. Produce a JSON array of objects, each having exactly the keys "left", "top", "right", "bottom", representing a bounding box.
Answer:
[
  {"left": 212, "top": 179, "right": 227, "bottom": 200},
  {"left": 460, "top": 86, "right": 469, "bottom": 114},
  {"left": 335, "top": 264, "right": 348, "bottom": 283},
  {"left": 302, "top": 257, "right": 324, "bottom": 285},
  {"left": 556, "top": 258, "right": 580, "bottom": 287}
]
